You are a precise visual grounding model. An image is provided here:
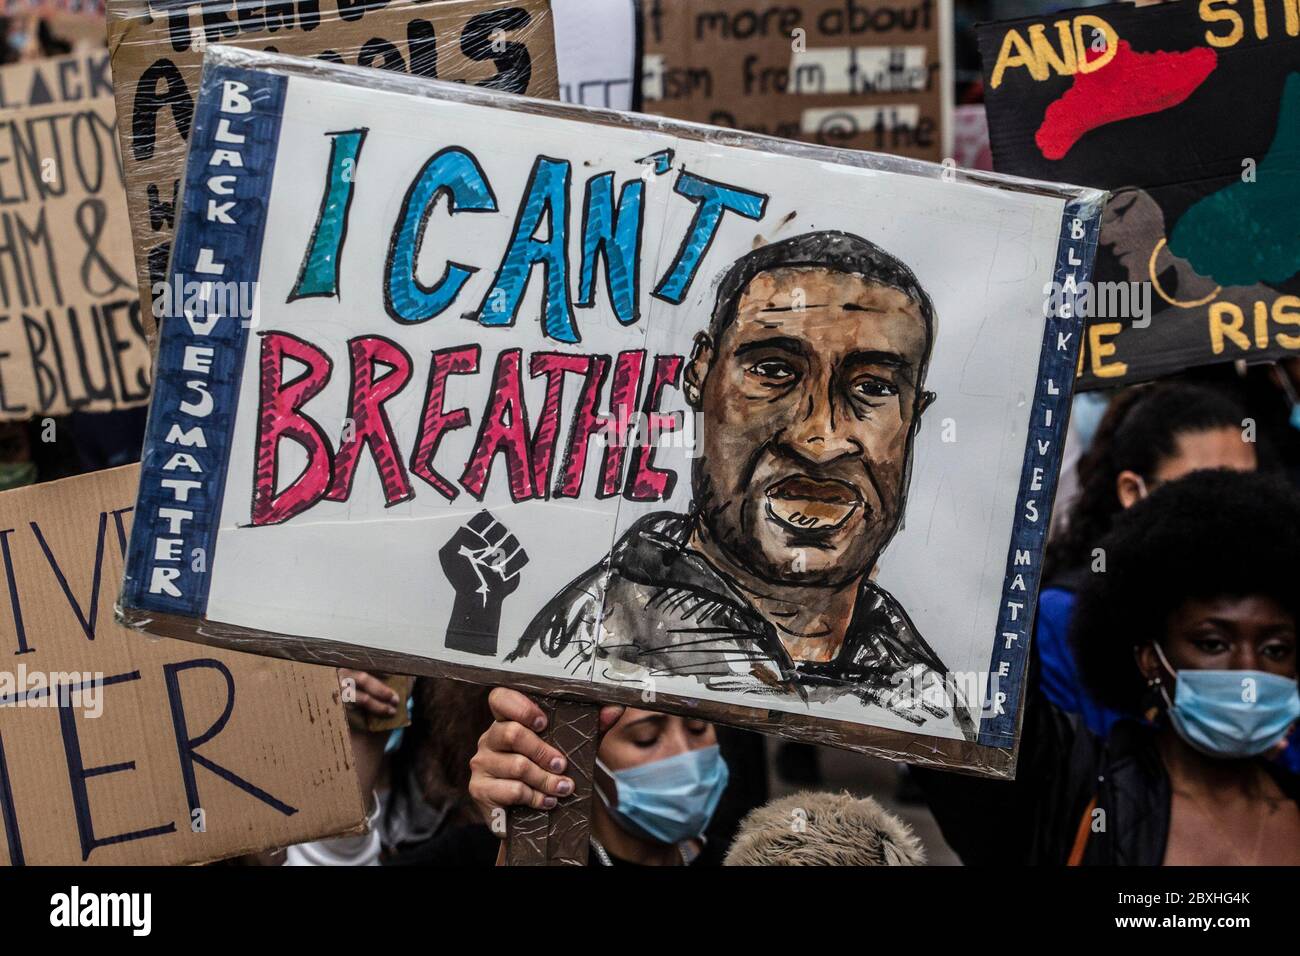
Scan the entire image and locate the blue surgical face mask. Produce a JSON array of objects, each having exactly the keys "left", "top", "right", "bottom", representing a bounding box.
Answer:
[
  {"left": 596, "top": 745, "right": 729, "bottom": 845},
  {"left": 1154, "top": 642, "right": 1300, "bottom": 759}
]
